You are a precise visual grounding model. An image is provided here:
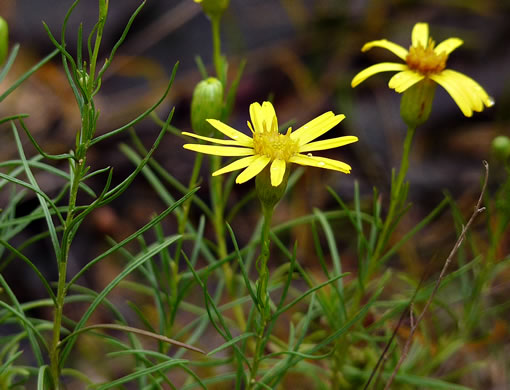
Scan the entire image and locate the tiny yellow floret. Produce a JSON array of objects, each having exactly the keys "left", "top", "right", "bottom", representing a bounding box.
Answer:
[
  {"left": 406, "top": 39, "right": 447, "bottom": 75},
  {"left": 253, "top": 127, "right": 299, "bottom": 161}
]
